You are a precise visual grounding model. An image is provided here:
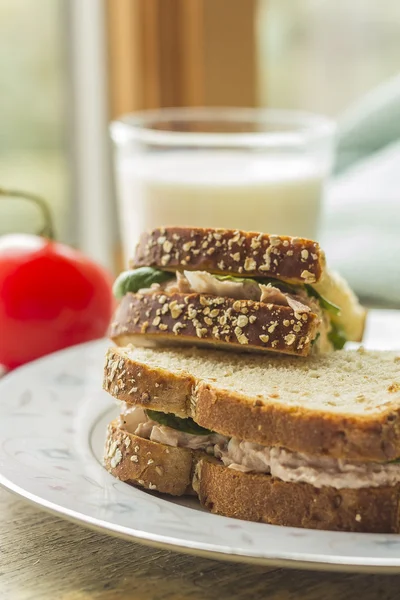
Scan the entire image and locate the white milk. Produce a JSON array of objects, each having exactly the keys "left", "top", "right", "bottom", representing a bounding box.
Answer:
[{"left": 115, "top": 152, "right": 325, "bottom": 261}]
